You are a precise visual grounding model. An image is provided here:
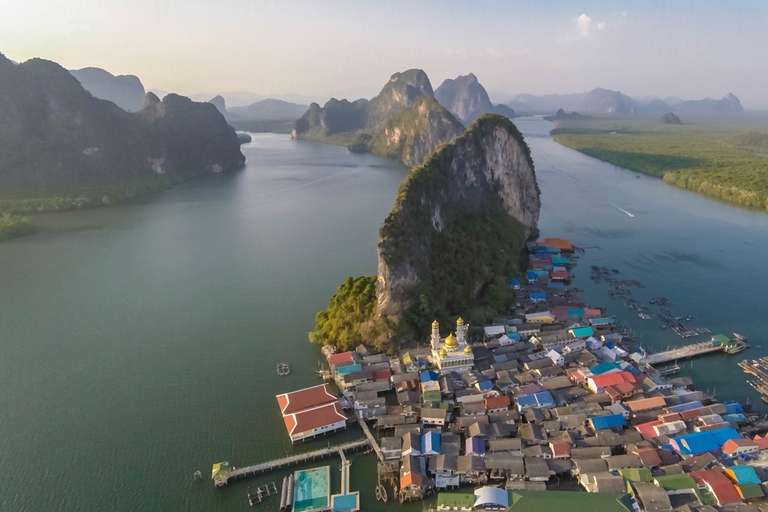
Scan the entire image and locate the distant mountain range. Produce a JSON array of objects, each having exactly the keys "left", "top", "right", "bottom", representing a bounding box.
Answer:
[
  {"left": 69, "top": 67, "right": 146, "bottom": 112},
  {"left": 0, "top": 54, "right": 243, "bottom": 193},
  {"left": 504, "top": 88, "right": 744, "bottom": 116}
]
